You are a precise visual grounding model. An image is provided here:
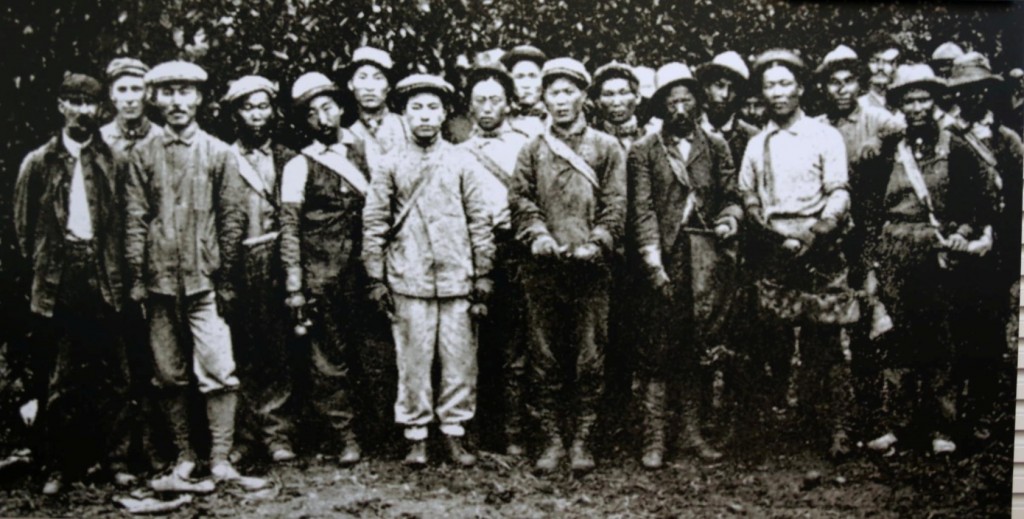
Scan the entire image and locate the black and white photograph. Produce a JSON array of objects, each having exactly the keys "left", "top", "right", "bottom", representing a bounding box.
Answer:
[{"left": 0, "top": 0, "right": 1022, "bottom": 516}]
